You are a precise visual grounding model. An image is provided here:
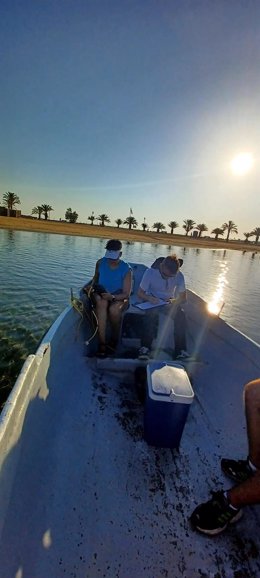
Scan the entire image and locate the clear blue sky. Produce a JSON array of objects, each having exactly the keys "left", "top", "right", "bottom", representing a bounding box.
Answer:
[{"left": 1, "top": 0, "right": 260, "bottom": 235}]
